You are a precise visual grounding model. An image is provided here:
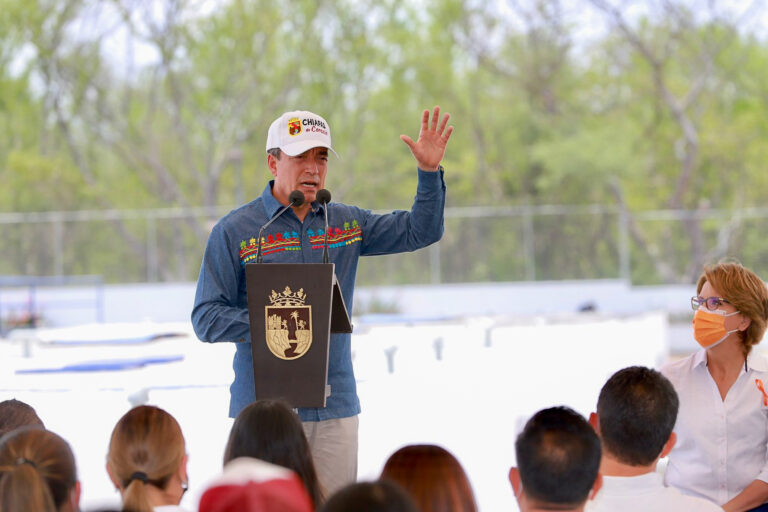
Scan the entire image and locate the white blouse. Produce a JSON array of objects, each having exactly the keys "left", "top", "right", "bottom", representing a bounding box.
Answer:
[{"left": 661, "top": 349, "right": 768, "bottom": 505}]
